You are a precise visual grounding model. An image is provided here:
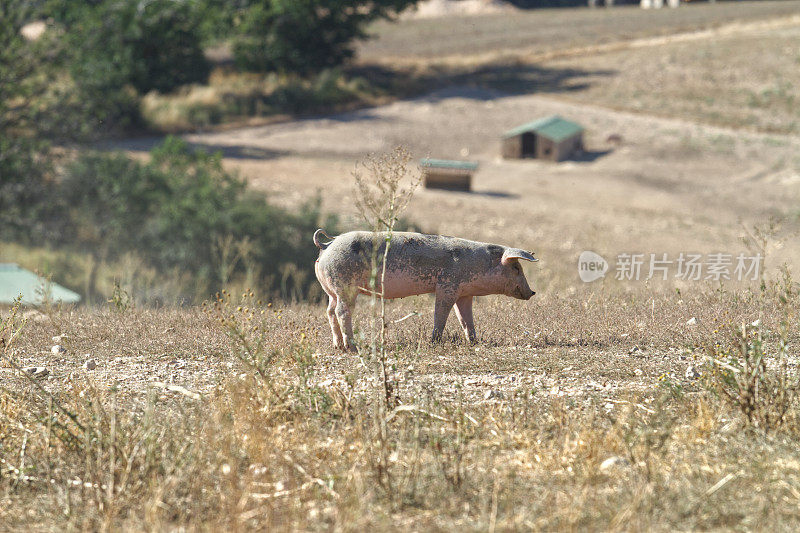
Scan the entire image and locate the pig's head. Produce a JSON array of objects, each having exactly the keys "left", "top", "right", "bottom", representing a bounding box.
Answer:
[{"left": 499, "top": 248, "right": 538, "bottom": 300}]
